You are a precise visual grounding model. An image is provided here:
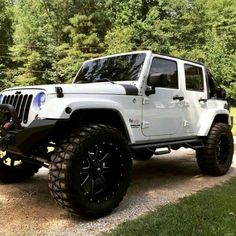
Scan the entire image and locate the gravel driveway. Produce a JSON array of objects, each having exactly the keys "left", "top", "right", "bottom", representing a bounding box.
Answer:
[{"left": 0, "top": 147, "right": 236, "bottom": 236}]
